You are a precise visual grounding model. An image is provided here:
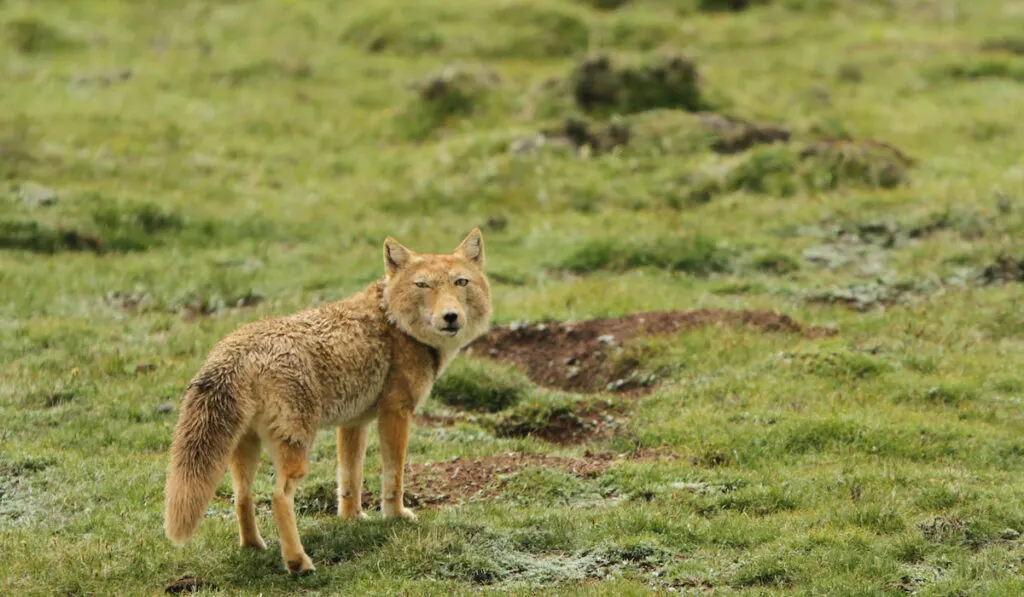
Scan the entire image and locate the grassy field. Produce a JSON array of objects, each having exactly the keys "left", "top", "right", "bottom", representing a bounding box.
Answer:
[{"left": 3, "top": 0, "right": 1024, "bottom": 594}]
